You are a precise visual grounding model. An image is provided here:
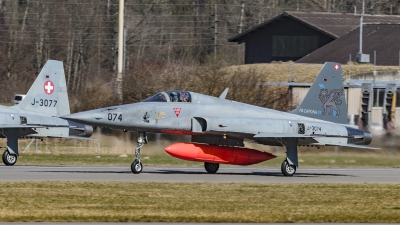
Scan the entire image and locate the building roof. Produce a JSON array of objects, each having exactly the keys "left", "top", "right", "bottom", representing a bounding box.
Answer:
[
  {"left": 228, "top": 11, "right": 400, "bottom": 43},
  {"left": 296, "top": 24, "right": 400, "bottom": 66}
]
